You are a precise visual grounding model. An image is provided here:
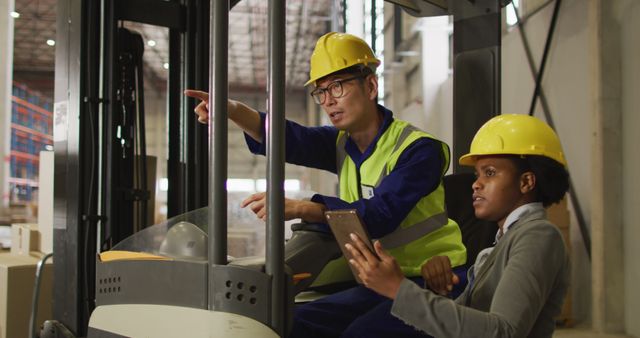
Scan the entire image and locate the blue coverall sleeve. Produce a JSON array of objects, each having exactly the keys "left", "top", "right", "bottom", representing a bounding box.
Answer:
[{"left": 244, "top": 112, "right": 339, "bottom": 173}]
